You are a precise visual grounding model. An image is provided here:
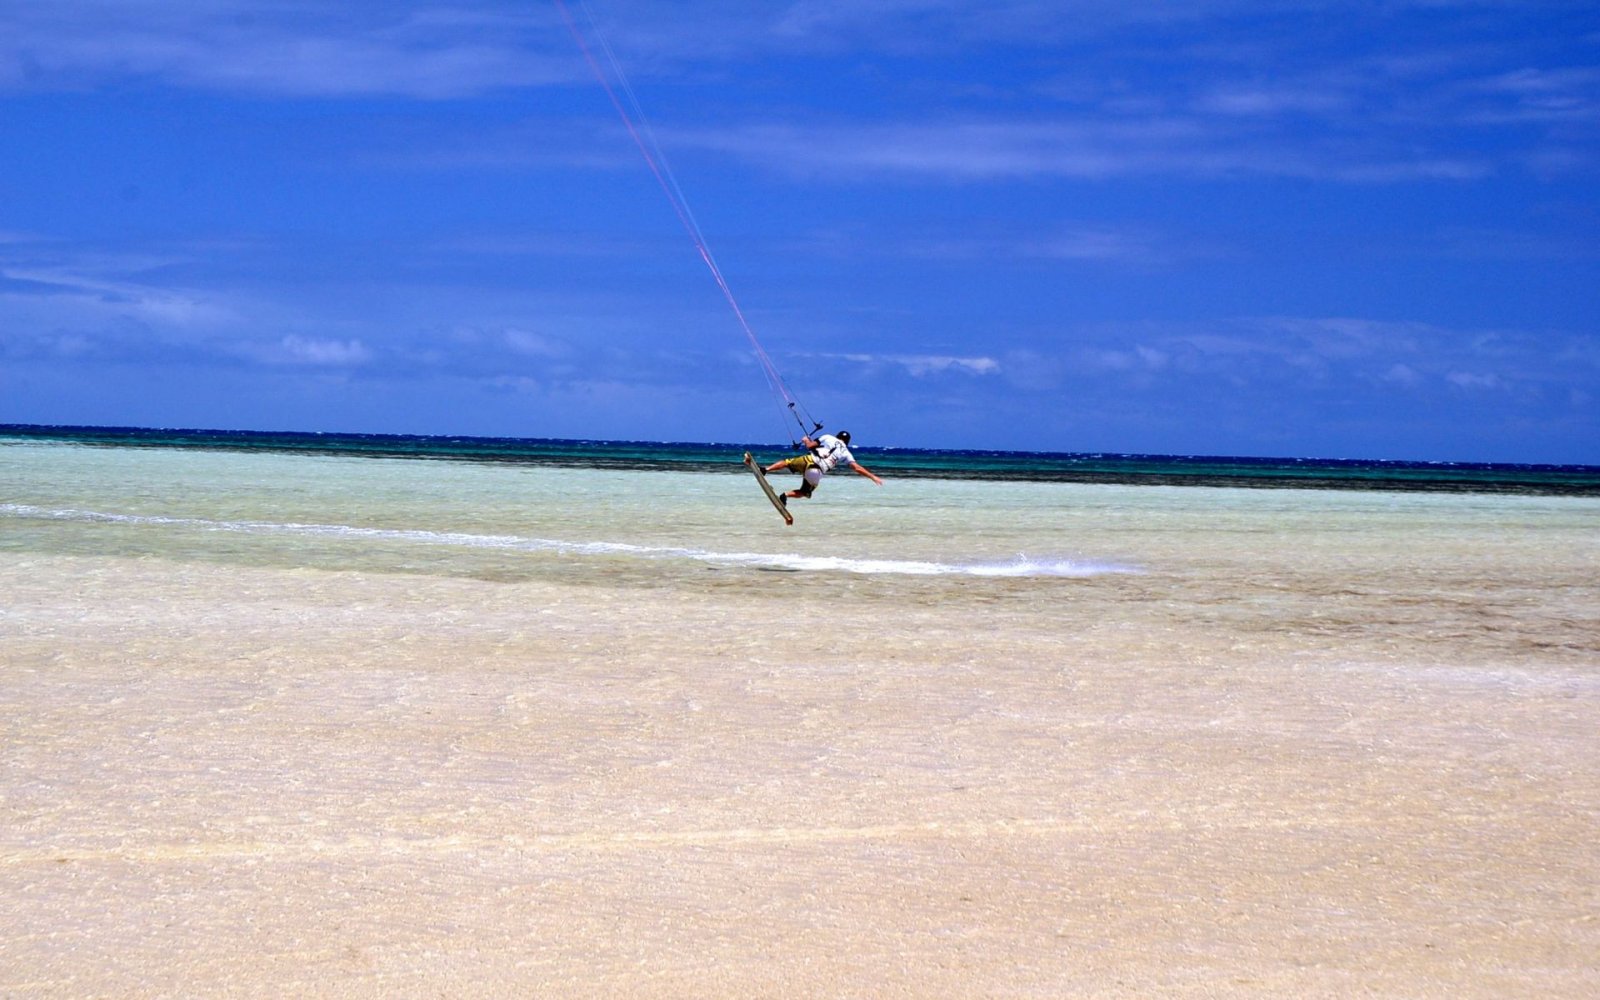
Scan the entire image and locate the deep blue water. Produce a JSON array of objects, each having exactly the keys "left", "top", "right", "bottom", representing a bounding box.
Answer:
[{"left": 4, "top": 423, "right": 1598, "bottom": 496}]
